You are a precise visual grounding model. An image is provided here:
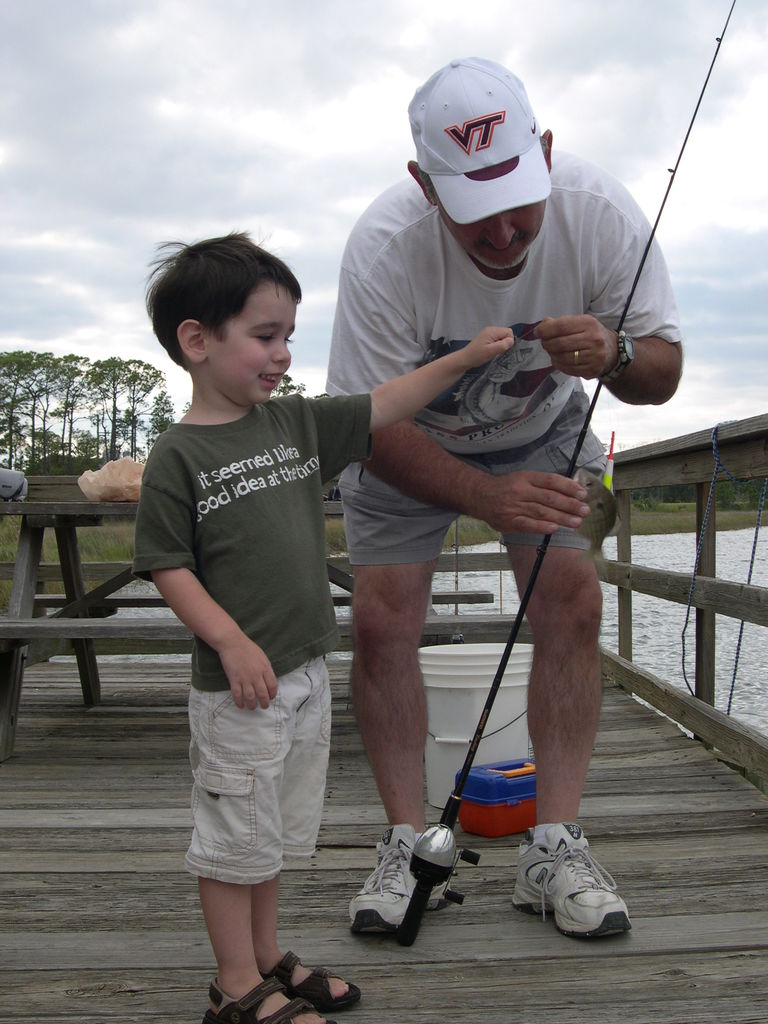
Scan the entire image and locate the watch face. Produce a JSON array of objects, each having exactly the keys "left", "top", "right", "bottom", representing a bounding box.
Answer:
[
  {"left": 602, "top": 331, "right": 634, "bottom": 381},
  {"left": 619, "top": 331, "right": 634, "bottom": 364}
]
